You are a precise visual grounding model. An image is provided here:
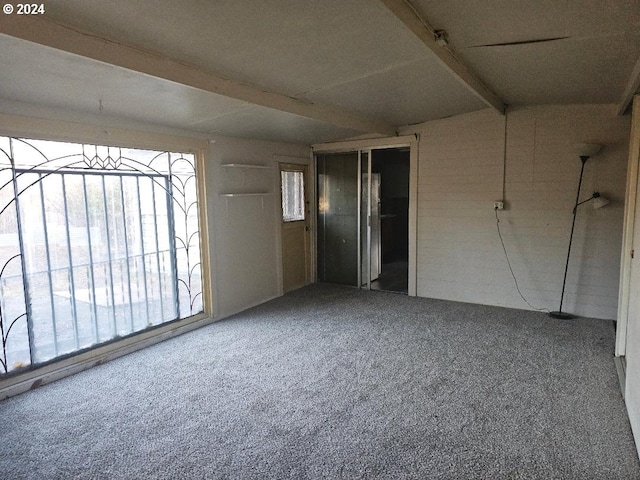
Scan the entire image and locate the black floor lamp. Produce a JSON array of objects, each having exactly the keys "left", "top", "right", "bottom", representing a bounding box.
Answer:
[{"left": 549, "top": 143, "right": 609, "bottom": 320}]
